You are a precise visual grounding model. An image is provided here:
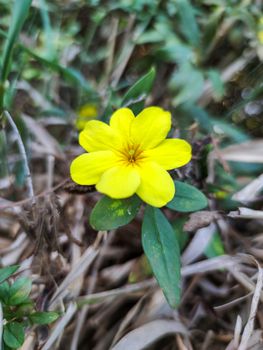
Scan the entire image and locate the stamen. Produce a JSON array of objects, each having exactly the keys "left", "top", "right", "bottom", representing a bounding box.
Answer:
[
  {"left": 128, "top": 149, "right": 135, "bottom": 156},
  {"left": 118, "top": 143, "right": 145, "bottom": 165},
  {"left": 128, "top": 149, "right": 136, "bottom": 162}
]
